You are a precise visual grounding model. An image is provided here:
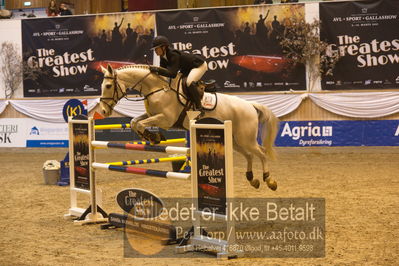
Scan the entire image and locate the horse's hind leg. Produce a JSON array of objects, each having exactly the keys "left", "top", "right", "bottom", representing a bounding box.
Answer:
[
  {"left": 256, "top": 145, "right": 277, "bottom": 191},
  {"left": 233, "top": 142, "right": 260, "bottom": 189},
  {"left": 235, "top": 139, "right": 277, "bottom": 191}
]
